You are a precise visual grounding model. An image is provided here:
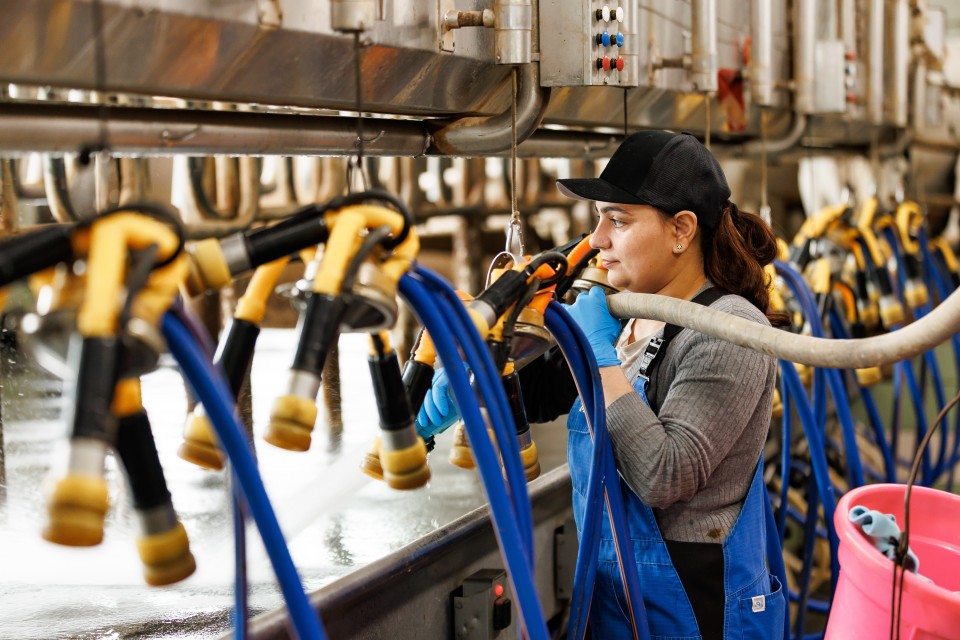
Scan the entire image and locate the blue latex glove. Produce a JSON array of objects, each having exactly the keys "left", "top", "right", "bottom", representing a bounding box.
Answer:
[
  {"left": 564, "top": 286, "right": 622, "bottom": 367},
  {"left": 416, "top": 367, "right": 461, "bottom": 439}
]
